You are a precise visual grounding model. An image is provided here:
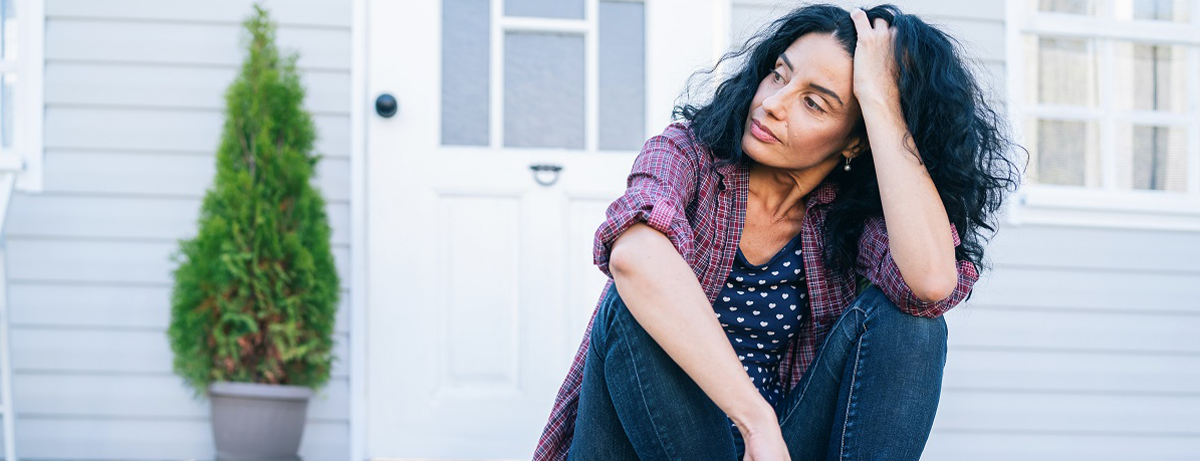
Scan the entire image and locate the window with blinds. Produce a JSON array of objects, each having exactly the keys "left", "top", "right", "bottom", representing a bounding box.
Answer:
[{"left": 1019, "top": 0, "right": 1199, "bottom": 194}]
